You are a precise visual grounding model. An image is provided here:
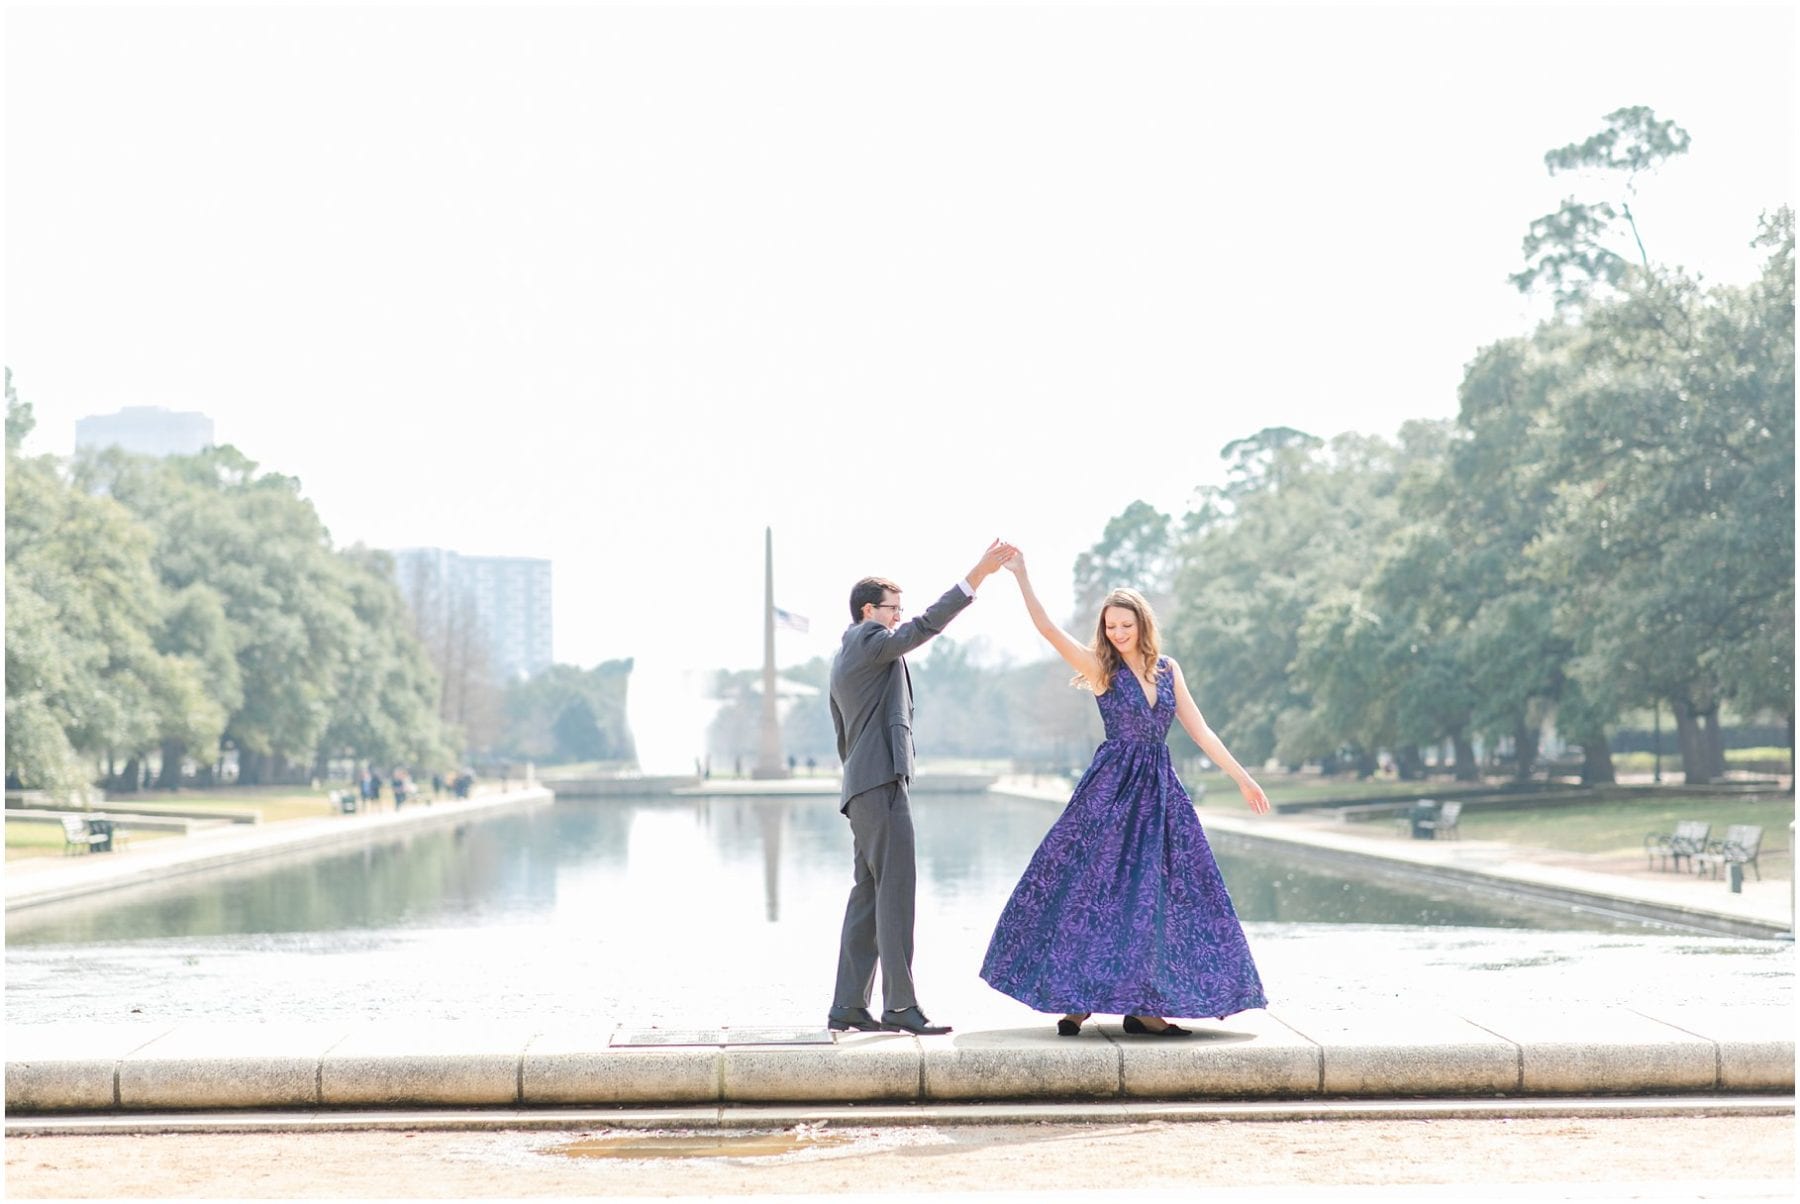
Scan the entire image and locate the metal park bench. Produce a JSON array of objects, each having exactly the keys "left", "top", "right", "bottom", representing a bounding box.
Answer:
[
  {"left": 60, "top": 816, "right": 114, "bottom": 854},
  {"left": 1417, "top": 799, "right": 1462, "bottom": 839},
  {"left": 1694, "top": 824, "right": 1765, "bottom": 883},
  {"left": 1644, "top": 819, "right": 1710, "bottom": 872},
  {"left": 1399, "top": 799, "right": 1464, "bottom": 840}
]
